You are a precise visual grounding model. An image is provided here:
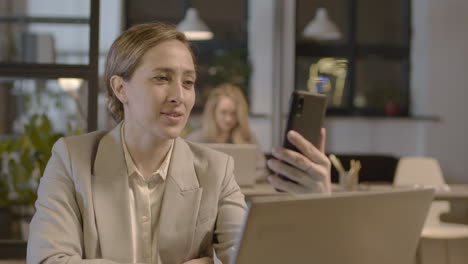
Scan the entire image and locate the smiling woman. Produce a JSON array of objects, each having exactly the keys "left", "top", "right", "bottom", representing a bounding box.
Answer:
[
  {"left": 110, "top": 40, "right": 196, "bottom": 145},
  {"left": 26, "top": 23, "right": 247, "bottom": 264},
  {"left": 26, "top": 21, "right": 332, "bottom": 264}
]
